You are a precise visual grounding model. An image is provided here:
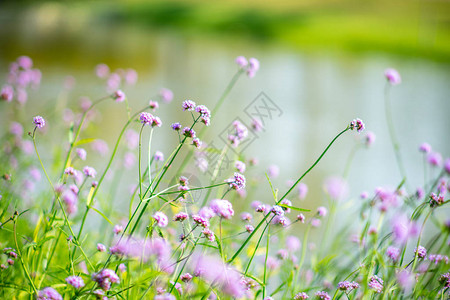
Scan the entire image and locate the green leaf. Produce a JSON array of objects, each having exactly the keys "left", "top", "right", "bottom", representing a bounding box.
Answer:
[
  {"left": 74, "top": 138, "right": 97, "bottom": 147},
  {"left": 89, "top": 207, "right": 113, "bottom": 225},
  {"left": 265, "top": 173, "right": 278, "bottom": 203},
  {"left": 278, "top": 203, "right": 310, "bottom": 212}
]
